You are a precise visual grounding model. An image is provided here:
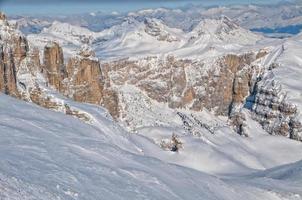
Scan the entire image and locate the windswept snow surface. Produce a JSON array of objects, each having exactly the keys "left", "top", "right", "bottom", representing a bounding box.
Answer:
[{"left": 1, "top": 93, "right": 302, "bottom": 199}]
